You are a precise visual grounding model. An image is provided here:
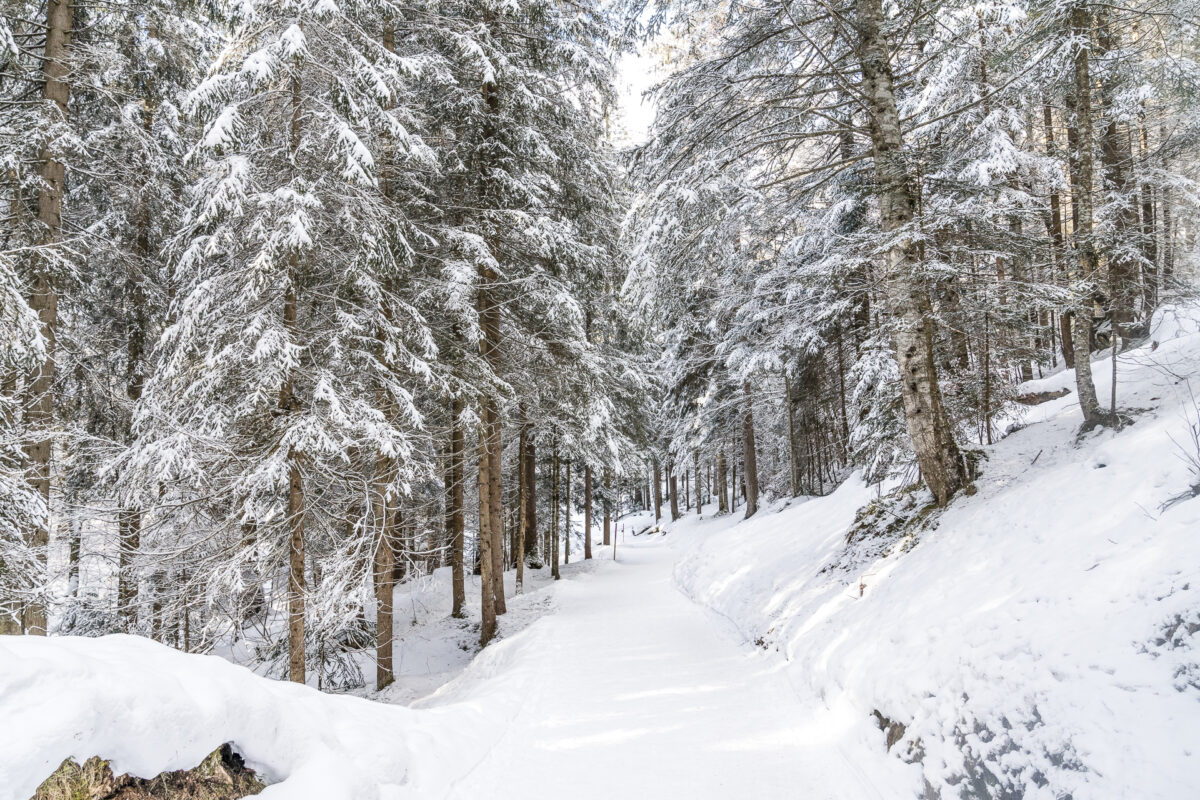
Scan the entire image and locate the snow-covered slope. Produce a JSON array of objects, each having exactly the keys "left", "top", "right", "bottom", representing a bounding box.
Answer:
[{"left": 673, "top": 305, "right": 1200, "bottom": 799}]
